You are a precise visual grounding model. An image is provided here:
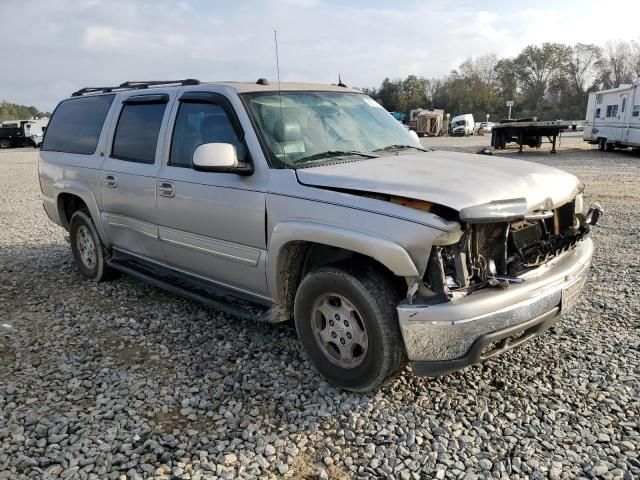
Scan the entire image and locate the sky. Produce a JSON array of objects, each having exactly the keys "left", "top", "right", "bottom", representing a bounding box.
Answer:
[{"left": 1, "top": 0, "right": 640, "bottom": 111}]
